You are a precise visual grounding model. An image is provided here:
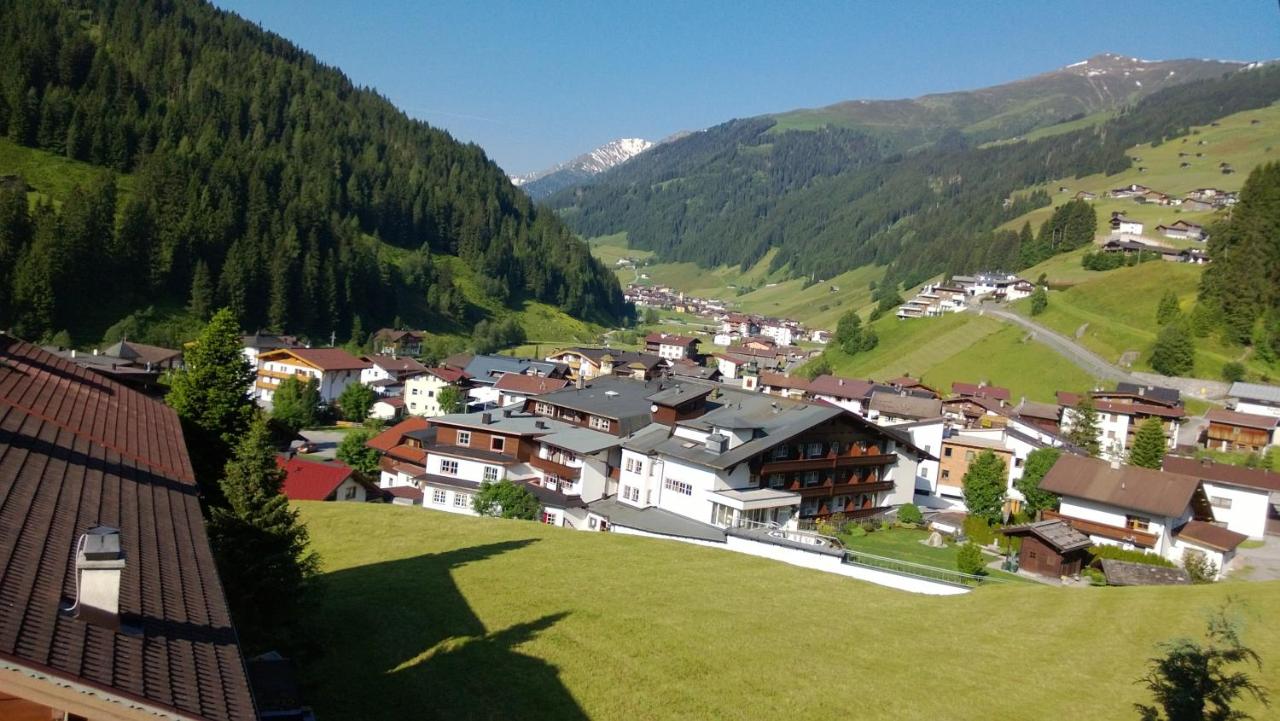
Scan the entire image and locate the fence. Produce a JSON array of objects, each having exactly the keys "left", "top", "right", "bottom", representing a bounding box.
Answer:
[{"left": 843, "top": 549, "right": 1006, "bottom": 587}]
